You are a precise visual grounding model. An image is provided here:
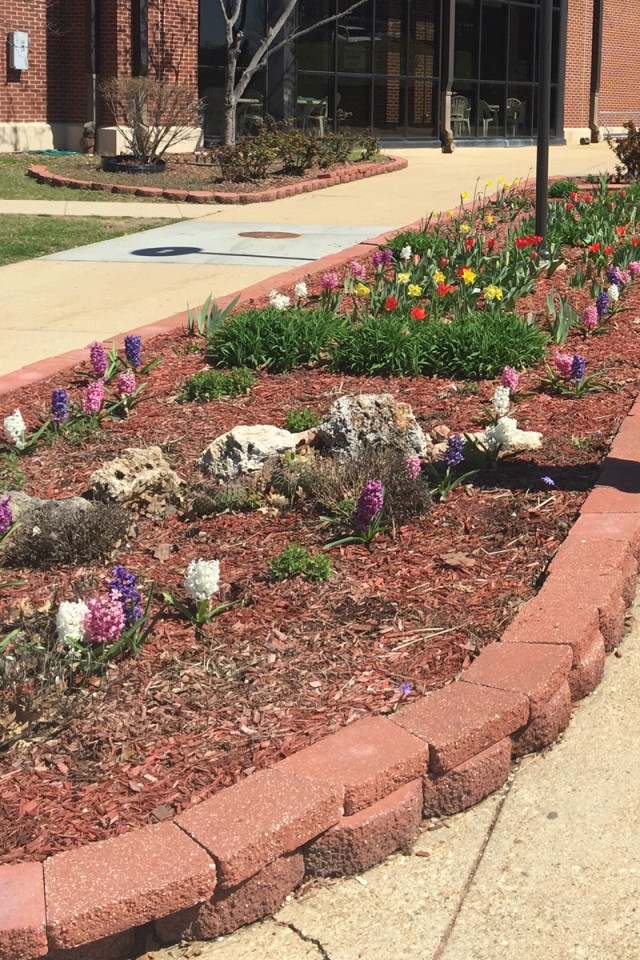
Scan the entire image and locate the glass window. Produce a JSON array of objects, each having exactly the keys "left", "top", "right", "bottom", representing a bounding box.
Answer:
[
  {"left": 508, "top": 5, "right": 536, "bottom": 82},
  {"left": 374, "top": 0, "right": 406, "bottom": 77},
  {"left": 408, "top": 0, "right": 440, "bottom": 78},
  {"left": 337, "top": 75, "right": 372, "bottom": 131},
  {"left": 480, "top": 1, "right": 508, "bottom": 82},
  {"left": 454, "top": 0, "right": 477, "bottom": 80},
  {"left": 373, "top": 75, "right": 406, "bottom": 137},
  {"left": 298, "top": 0, "right": 335, "bottom": 72},
  {"left": 407, "top": 78, "right": 438, "bottom": 136},
  {"left": 337, "top": 0, "right": 373, "bottom": 73}
]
